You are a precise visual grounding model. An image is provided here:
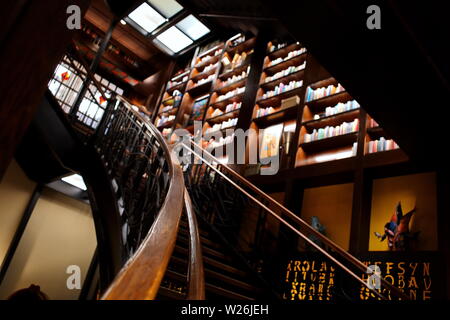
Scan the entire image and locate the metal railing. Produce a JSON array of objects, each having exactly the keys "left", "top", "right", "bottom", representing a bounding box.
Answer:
[{"left": 178, "top": 139, "right": 410, "bottom": 301}]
